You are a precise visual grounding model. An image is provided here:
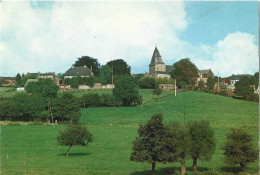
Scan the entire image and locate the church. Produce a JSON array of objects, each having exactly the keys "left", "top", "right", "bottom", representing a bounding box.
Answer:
[{"left": 149, "top": 47, "right": 174, "bottom": 78}]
